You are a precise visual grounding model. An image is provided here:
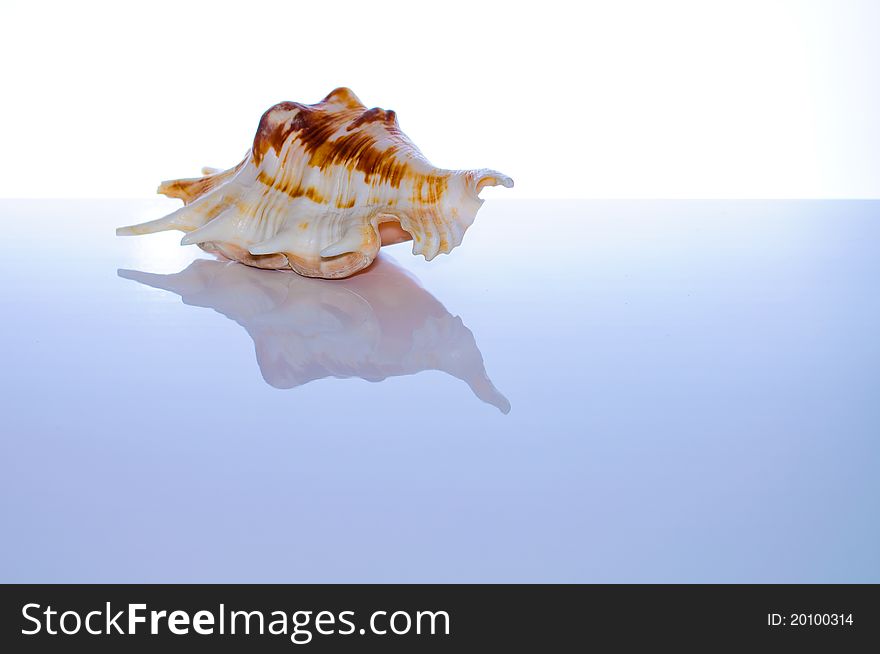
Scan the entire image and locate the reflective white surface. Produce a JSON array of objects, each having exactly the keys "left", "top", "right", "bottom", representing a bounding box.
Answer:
[{"left": 1, "top": 199, "right": 878, "bottom": 582}]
